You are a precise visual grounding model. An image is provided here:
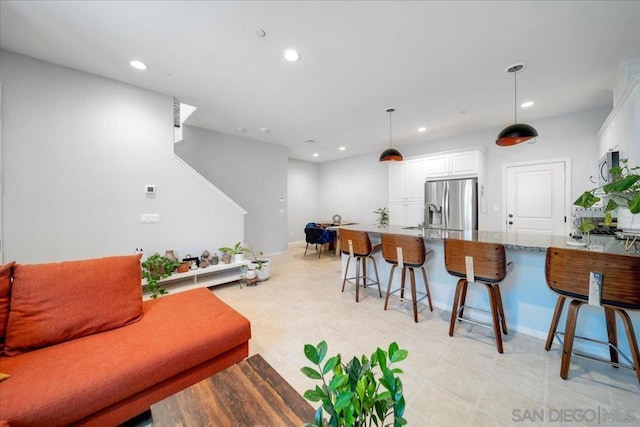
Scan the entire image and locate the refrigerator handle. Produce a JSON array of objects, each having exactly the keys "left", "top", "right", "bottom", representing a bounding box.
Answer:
[{"left": 443, "top": 181, "right": 449, "bottom": 229}]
